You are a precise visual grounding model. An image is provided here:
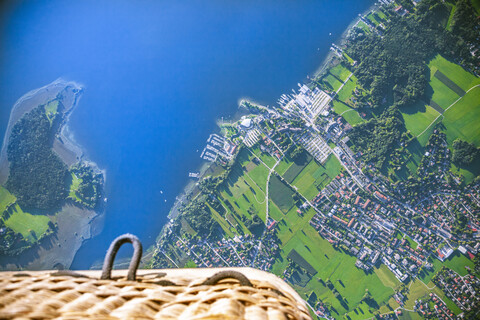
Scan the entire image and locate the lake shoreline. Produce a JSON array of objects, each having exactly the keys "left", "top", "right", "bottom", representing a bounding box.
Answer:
[{"left": 0, "top": 79, "right": 106, "bottom": 270}]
